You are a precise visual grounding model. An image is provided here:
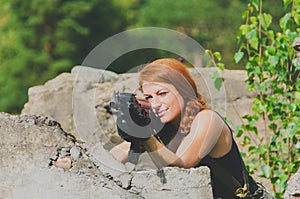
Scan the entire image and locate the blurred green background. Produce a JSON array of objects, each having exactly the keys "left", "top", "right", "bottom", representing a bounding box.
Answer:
[{"left": 0, "top": 0, "right": 285, "bottom": 113}]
